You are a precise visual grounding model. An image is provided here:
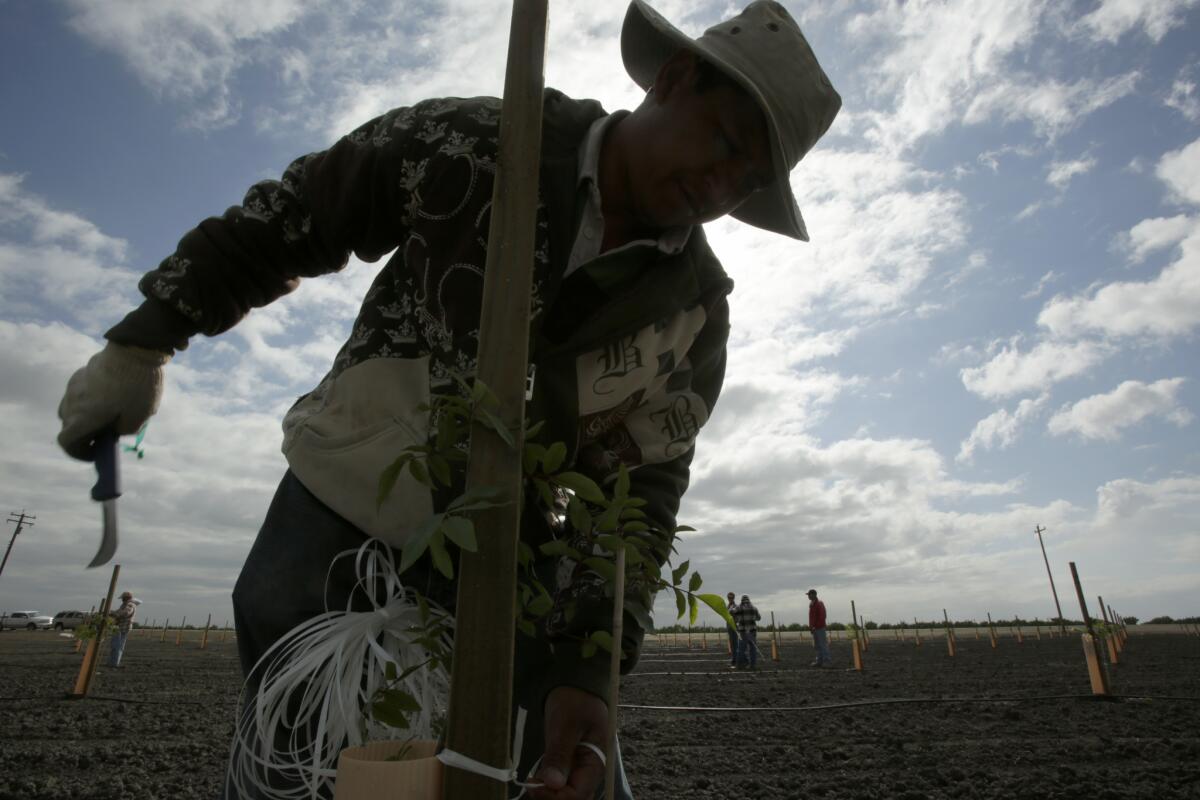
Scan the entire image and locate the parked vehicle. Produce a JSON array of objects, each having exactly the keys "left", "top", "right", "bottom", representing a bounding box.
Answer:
[
  {"left": 1, "top": 611, "right": 54, "bottom": 630},
  {"left": 52, "top": 610, "right": 88, "bottom": 631}
]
